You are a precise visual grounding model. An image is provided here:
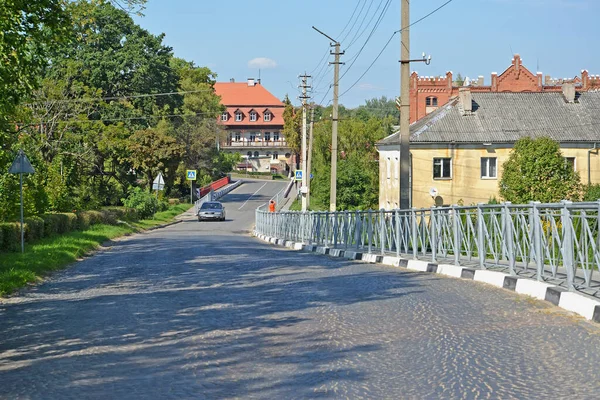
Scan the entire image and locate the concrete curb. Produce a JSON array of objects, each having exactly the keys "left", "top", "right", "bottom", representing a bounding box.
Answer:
[
  {"left": 252, "top": 230, "right": 600, "bottom": 324},
  {"left": 146, "top": 220, "right": 183, "bottom": 231}
]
